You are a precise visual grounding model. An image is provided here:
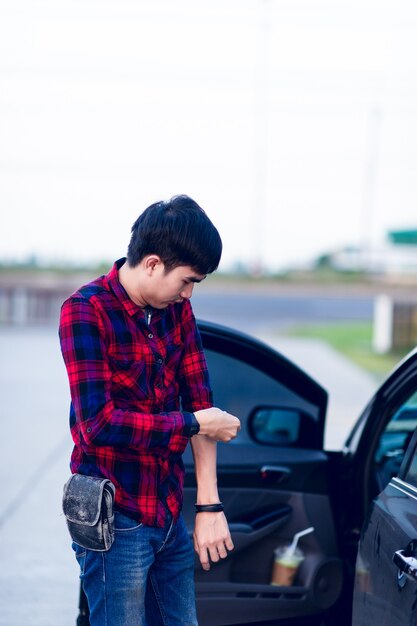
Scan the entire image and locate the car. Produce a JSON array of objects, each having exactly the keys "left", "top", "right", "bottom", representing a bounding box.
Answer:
[{"left": 75, "top": 319, "right": 417, "bottom": 626}]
